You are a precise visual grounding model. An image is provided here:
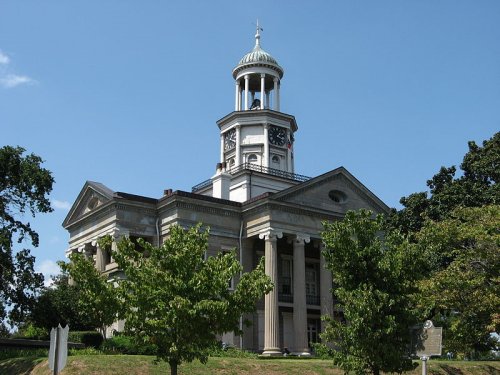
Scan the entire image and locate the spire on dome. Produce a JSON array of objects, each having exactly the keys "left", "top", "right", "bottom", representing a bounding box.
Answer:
[{"left": 255, "top": 19, "right": 263, "bottom": 47}]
